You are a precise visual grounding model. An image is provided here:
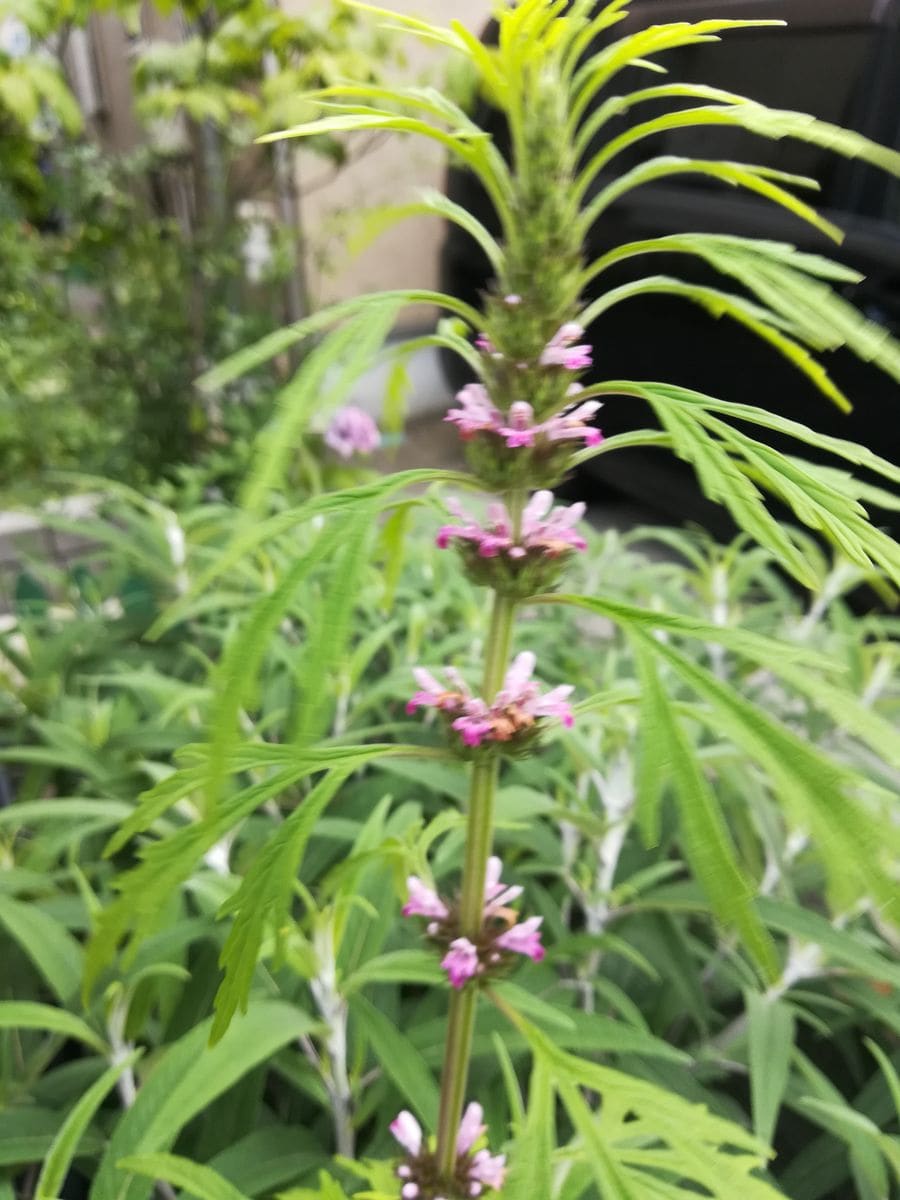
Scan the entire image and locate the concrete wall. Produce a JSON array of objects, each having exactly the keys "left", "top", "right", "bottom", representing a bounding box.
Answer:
[{"left": 285, "top": 0, "right": 490, "bottom": 326}]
